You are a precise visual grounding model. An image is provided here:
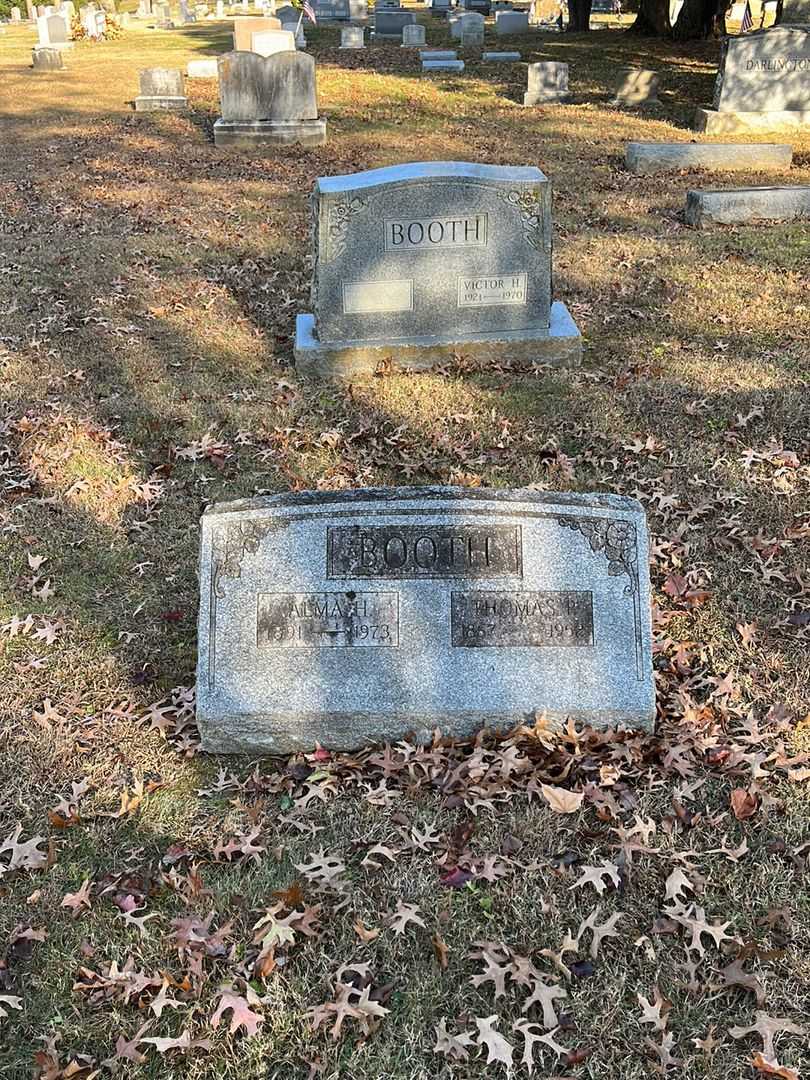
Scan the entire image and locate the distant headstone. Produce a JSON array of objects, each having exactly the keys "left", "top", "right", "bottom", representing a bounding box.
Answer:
[
  {"left": 483, "top": 49, "right": 520, "bottom": 59},
  {"left": 134, "top": 67, "right": 188, "bottom": 110},
  {"left": 214, "top": 50, "right": 327, "bottom": 146},
  {"left": 340, "top": 23, "right": 364, "bottom": 44},
  {"left": 625, "top": 140, "right": 792, "bottom": 173},
  {"left": 251, "top": 26, "right": 295, "bottom": 52},
  {"left": 695, "top": 26, "right": 810, "bottom": 131},
  {"left": 294, "top": 161, "right": 582, "bottom": 375},
  {"left": 11, "top": 6, "right": 22, "bottom": 21},
  {"left": 374, "top": 8, "right": 415, "bottom": 36},
  {"left": 495, "top": 9, "right": 528, "bottom": 32},
  {"left": 313, "top": 0, "right": 348, "bottom": 17},
  {"left": 611, "top": 67, "right": 660, "bottom": 105},
  {"left": 232, "top": 14, "right": 281, "bottom": 48},
  {"left": 460, "top": 10, "right": 484, "bottom": 46},
  {"left": 153, "top": 1, "right": 172, "bottom": 24},
  {"left": 178, "top": 0, "right": 194, "bottom": 21},
  {"left": 401, "top": 21, "right": 425, "bottom": 43},
  {"left": 524, "top": 60, "right": 570, "bottom": 103},
  {"left": 37, "top": 12, "right": 71, "bottom": 45},
  {"left": 685, "top": 184, "right": 810, "bottom": 225},
  {"left": 195, "top": 486, "right": 655, "bottom": 754},
  {"left": 430, "top": 0, "right": 451, "bottom": 11},
  {"left": 280, "top": 20, "right": 305, "bottom": 45},
  {"left": 216, "top": 0, "right": 224, "bottom": 14},
  {"left": 32, "top": 44, "right": 64, "bottom": 67},
  {"left": 188, "top": 56, "right": 219, "bottom": 75},
  {"left": 462, "top": 0, "right": 490, "bottom": 12},
  {"left": 275, "top": 1, "right": 297, "bottom": 18}
]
